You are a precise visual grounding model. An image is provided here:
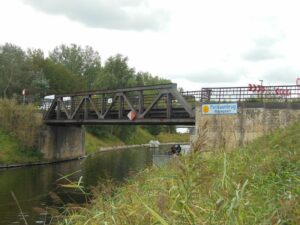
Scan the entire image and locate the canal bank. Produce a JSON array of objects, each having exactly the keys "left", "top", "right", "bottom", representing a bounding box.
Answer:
[
  {"left": 0, "top": 142, "right": 189, "bottom": 169},
  {"left": 94, "top": 142, "right": 189, "bottom": 152}
]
